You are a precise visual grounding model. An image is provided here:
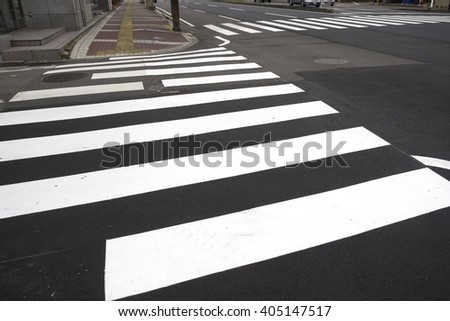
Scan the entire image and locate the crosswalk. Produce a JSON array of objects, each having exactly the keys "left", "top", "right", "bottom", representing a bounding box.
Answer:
[
  {"left": 203, "top": 14, "right": 450, "bottom": 36},
  {"left": 1, "top": 46, "right": 450, "bottom": 300}
]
